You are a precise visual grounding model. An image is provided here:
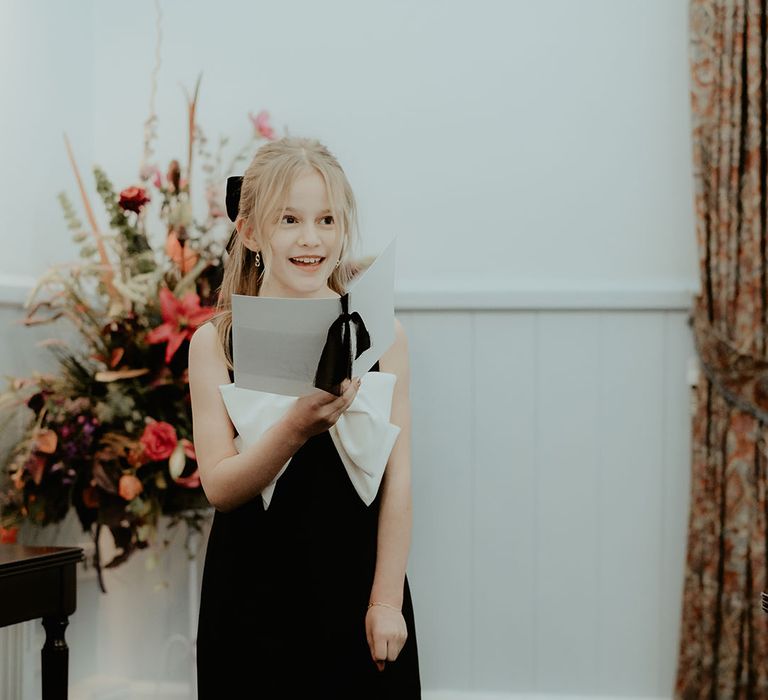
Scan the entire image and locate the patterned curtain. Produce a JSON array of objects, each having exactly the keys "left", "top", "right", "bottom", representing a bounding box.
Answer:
[{"left": 676, "top": 1, "right": 768, "bottom": 697}]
